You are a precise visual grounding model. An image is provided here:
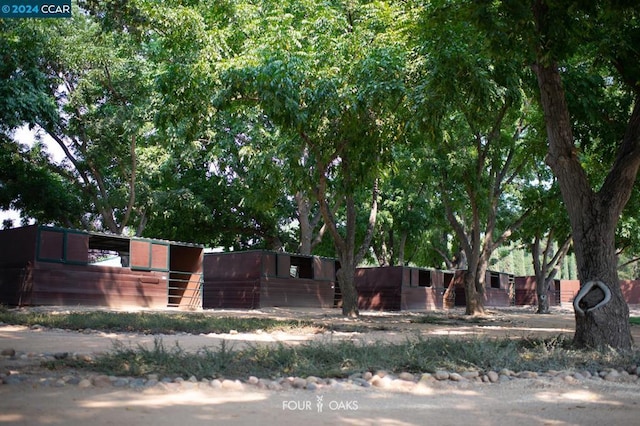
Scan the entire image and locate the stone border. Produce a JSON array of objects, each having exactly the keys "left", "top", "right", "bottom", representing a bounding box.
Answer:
[{"left": 2, "top": 349, "right": 639, "bottom": 392}]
